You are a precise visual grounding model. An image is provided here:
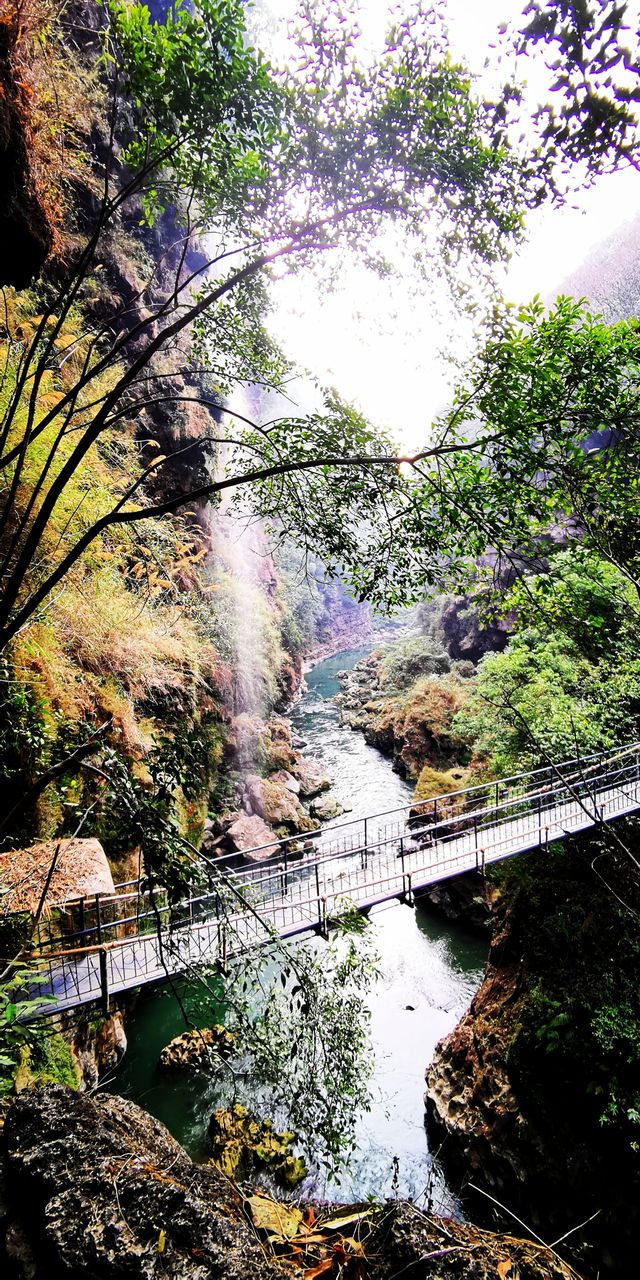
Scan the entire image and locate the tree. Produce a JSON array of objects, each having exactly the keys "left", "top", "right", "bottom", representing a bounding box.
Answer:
[
  {"left": 453, "top": 548, "right": 640, "bottom": 774},
  {"left": 353, "top": 297, "right": 640, "bottom": 609},
  {"left": 514, "top": 0, "right": 640, "bottom": 187},
  {"left": 0, "top": 0, "right": 531, "bottom": 653}
]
